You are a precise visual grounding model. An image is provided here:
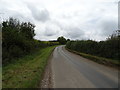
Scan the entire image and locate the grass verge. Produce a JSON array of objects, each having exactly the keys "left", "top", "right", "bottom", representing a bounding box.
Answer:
[
  {"left": 0, "top": 67, "right": 2, "bottom": 89},
  {"left": 2, "top": 46, "right": 57, "bottom": 88},
  {"left": 65, "top": 47, "right": 120, "bottom": 69}
]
